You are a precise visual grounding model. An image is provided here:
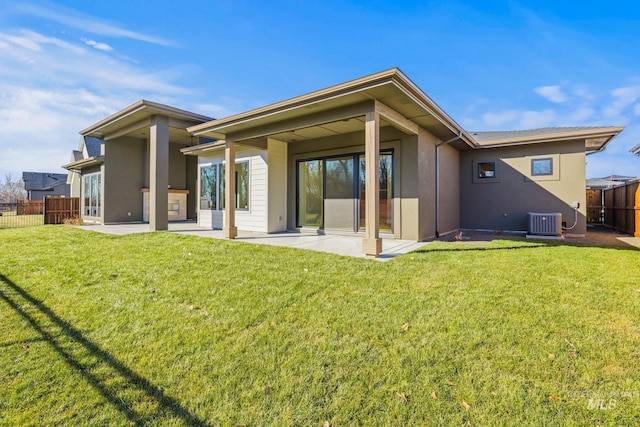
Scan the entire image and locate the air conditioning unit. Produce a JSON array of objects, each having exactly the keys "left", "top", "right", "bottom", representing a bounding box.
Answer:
[{"left": 528, "top": 212, "right": 562, "bottom": 236}]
